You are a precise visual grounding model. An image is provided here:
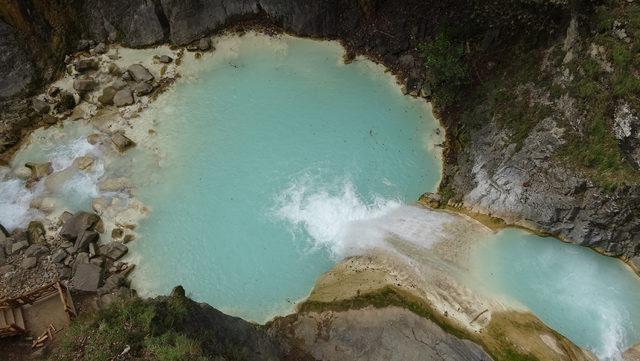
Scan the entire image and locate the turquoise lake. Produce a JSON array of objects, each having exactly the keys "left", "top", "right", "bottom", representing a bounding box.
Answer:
[{"left": 128, "top": 35, "right": 442, "bottom": 322}]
